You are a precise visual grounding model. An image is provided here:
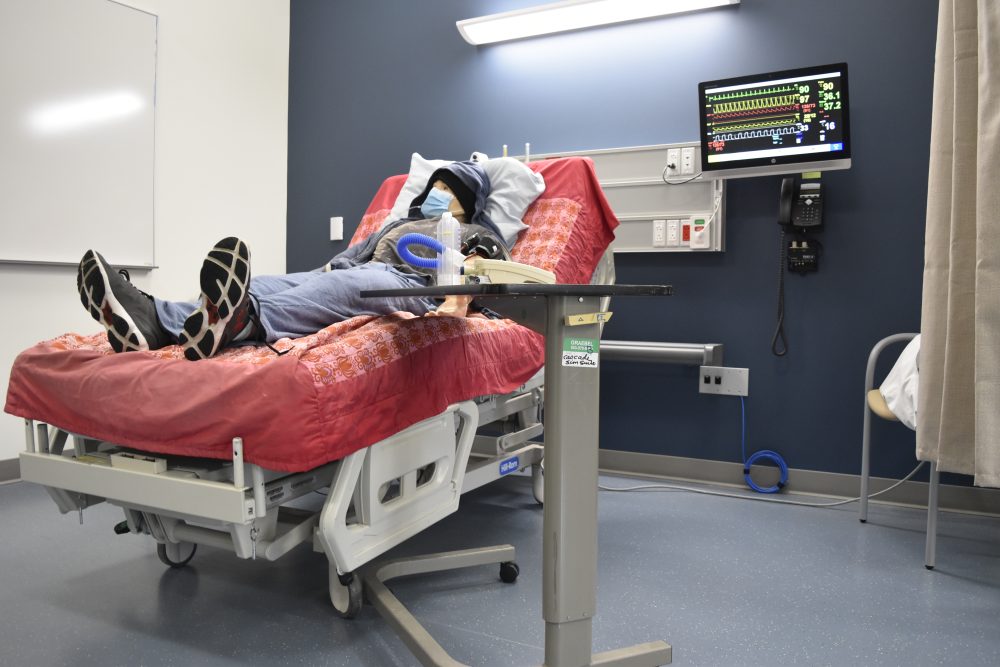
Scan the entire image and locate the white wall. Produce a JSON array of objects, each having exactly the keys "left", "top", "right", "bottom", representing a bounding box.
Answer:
[{"left": 0, "top": 0, "right": 289, "bottom": 464}]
